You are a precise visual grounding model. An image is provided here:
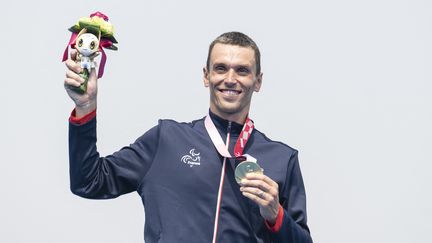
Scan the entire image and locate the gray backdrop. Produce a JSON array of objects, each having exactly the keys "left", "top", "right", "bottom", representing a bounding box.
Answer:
[{"left": 1, "top": 0, "right": 431, "bottom": 242}]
